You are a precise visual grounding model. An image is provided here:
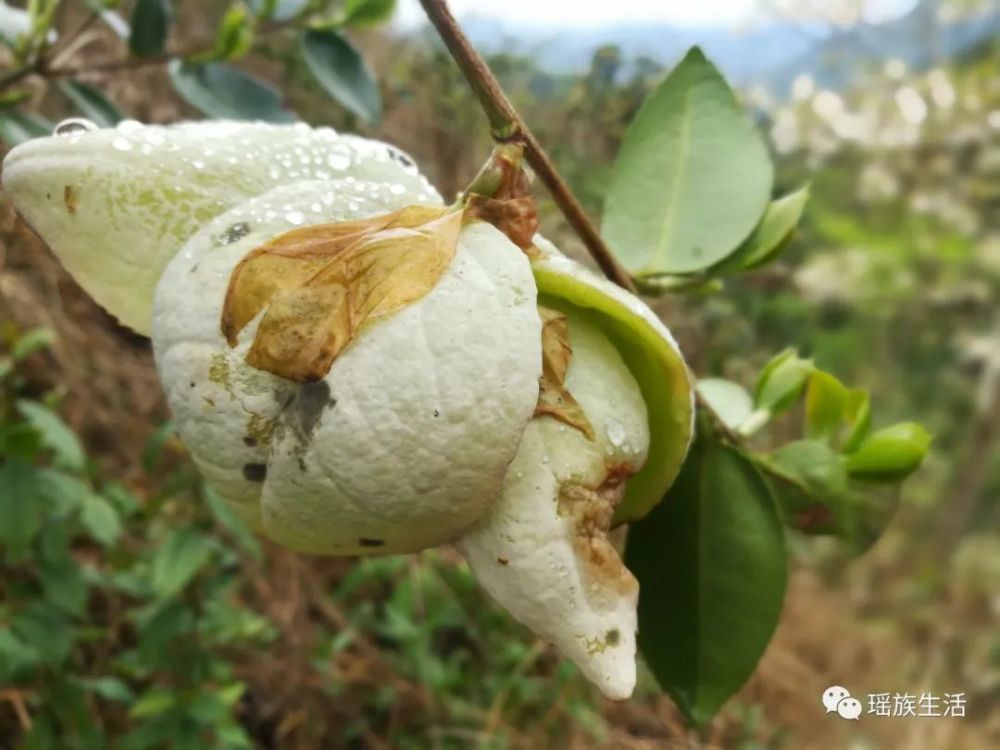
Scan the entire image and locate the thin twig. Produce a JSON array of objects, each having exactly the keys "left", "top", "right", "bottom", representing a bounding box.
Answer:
[{"left": 418, "top": 0, "right": 637, "bottom": 293}]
